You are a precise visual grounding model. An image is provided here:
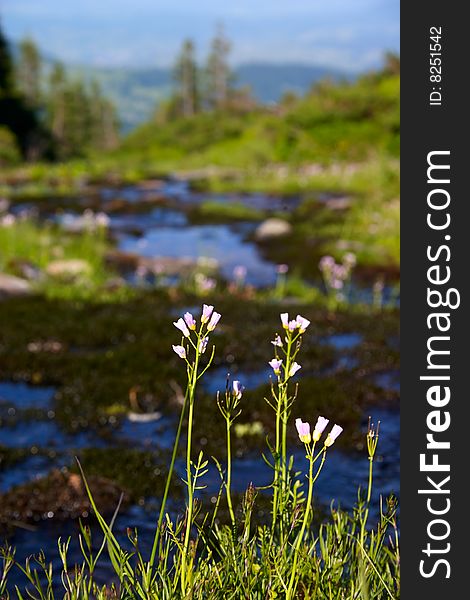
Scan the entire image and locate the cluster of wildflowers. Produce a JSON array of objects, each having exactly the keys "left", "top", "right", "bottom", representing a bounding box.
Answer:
[
  {"left": 319, "top": 252, "right": 356, "bottom": 301},
  {"left": 60, "top": 209, "right": 110, "bottom": 232},
  {"left": 194, "top": 272, "right": 217, "bottom": 295},
  {"left": 295, "top": 416, "right": 343, "bottom": 448},
  {"left": 172, "top": 304, "right": 221, "bottom": 362},
  {"left": 170, "top": 306, "right": 362, "bottom": 600},
  {"left": 233, "top": 265, "right": 247, "bottom": 287},
  {"left": 268, "top": 312, "right": 310, "bottom": 380}
]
